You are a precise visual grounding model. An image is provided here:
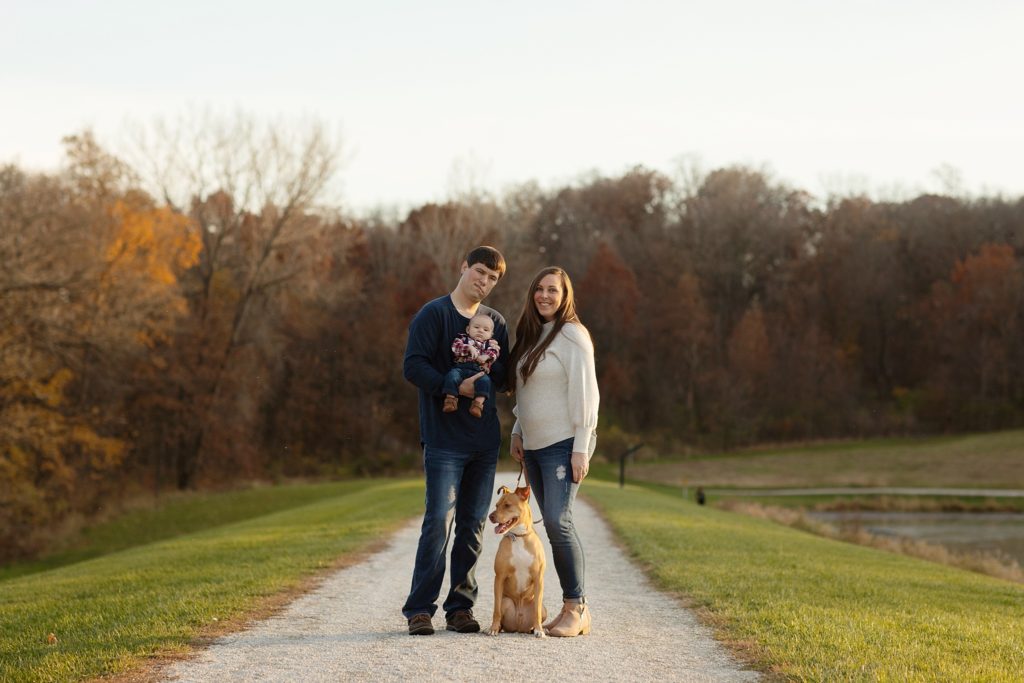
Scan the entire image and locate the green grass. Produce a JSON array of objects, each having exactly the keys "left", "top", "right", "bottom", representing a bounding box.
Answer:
[
  {"left": 585, "top": 480, "right": 1024, "bottom": 681},
  {"left": 614, "top": 429, "right": 1024, "bottom": 489},
  {"left": 0, "top": 479, "right": 423, "bottom": 683},
  {"left": 0, "top": 480, "right": 373, "bottom": 582},
  {"left": 8, "top": 446, "right": 1022, "bottom": 682}
]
